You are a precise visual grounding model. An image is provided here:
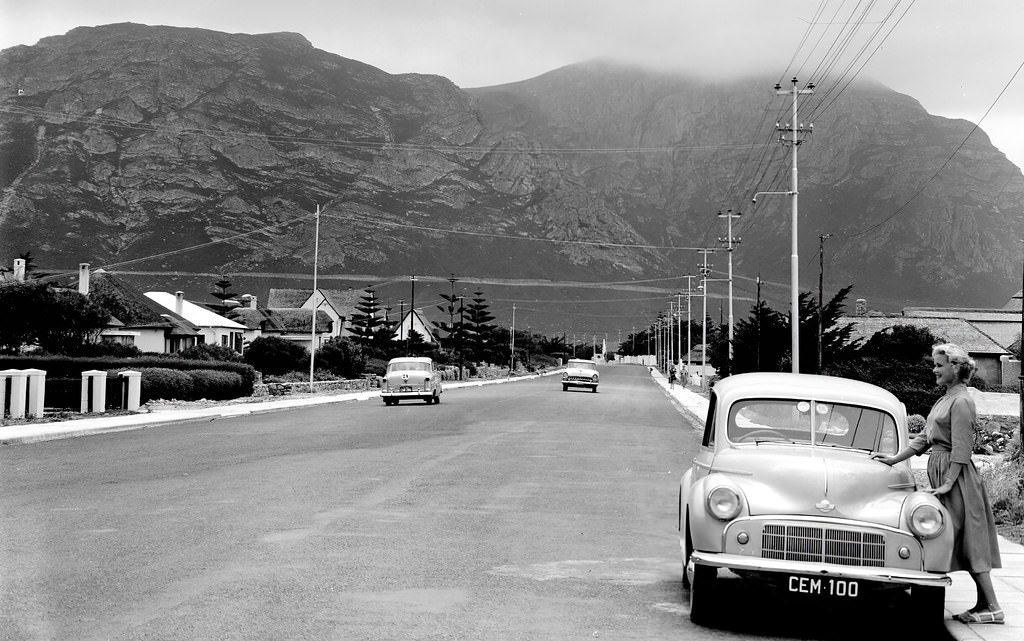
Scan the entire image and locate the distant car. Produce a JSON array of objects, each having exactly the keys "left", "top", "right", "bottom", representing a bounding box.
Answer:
[
  {"left": 381, "top": 357, "right": 443, "bottom": 405},
  {"left": 680, "top": 372, "right": 952, "bottom": 626},
  {"left": 562, "top": 358, "right": 599, "bottom": 392}
]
